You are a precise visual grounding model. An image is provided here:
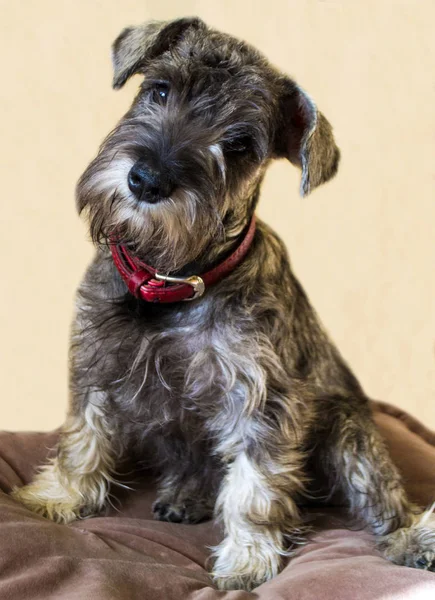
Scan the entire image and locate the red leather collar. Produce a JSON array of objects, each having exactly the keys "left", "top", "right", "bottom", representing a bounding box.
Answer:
[{"left": 110, "top": 216, "right": 256, "bottom": 303}]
